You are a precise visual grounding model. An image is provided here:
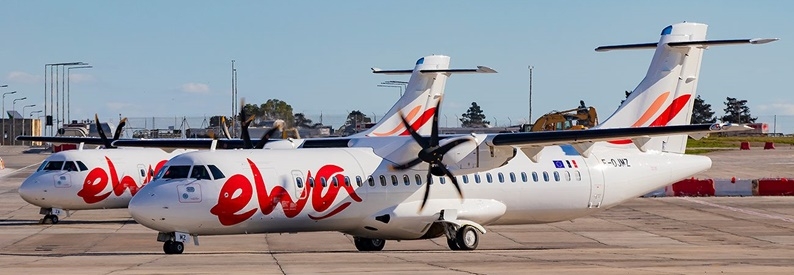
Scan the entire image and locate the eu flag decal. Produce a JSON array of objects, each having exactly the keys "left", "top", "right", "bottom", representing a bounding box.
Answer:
[{"left": 553, "top": 160, "right": 565, "bottom": 168}]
